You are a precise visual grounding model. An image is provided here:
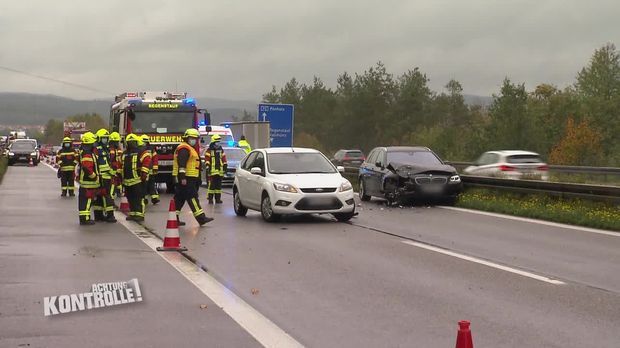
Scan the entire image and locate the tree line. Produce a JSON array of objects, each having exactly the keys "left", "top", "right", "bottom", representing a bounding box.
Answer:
[{"left": 262, "top": 43, "right": 620, "bottom": 166}]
